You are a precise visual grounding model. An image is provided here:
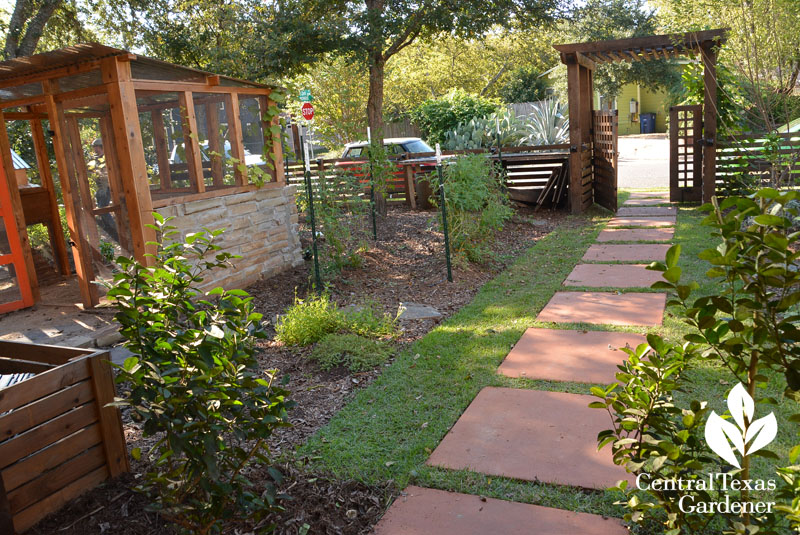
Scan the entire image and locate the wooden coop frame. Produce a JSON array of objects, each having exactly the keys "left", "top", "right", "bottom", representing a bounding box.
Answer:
[
  {"left": 0, "top": 44, "right": 284, "bottom": 312},
  {"left": 554, "top": 29, "right": 728, "bottom": 213}
]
